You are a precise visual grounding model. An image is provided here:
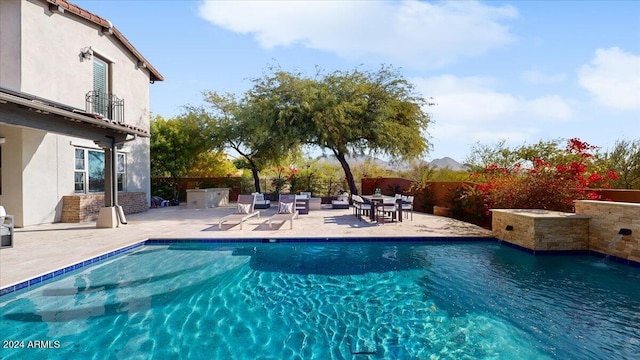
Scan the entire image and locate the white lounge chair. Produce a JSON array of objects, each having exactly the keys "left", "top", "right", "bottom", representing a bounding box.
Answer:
[
  {"left": 267, "top": 194, "right": 299, "bottom": 229},
  {"left": 218, "top": 194, "right": 260, "bottom": 230},
  {"left": 1, "top": 205, "right": 15, "bottom": 248}
]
